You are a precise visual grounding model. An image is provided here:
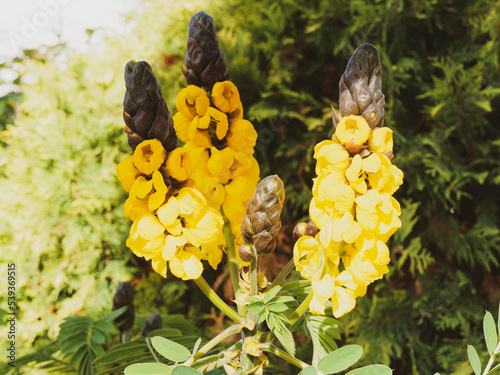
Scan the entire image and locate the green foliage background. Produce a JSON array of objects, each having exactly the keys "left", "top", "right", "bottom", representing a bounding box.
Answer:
[{"left": 1, "top": 0, "right": 500, "bottom": 373}]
